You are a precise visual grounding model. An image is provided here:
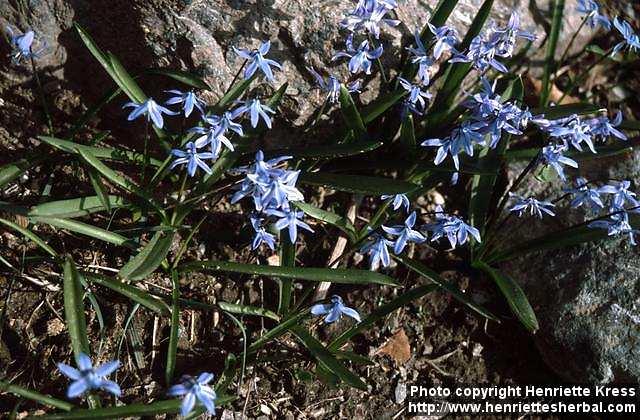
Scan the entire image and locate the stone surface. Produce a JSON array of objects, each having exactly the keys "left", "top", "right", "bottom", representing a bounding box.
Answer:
[
  {"left": 501, "top": 150, "right": 640, "bottom": 383},
  {"left": 0, "top": 0, "right": 596, "bottom": 129}
]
